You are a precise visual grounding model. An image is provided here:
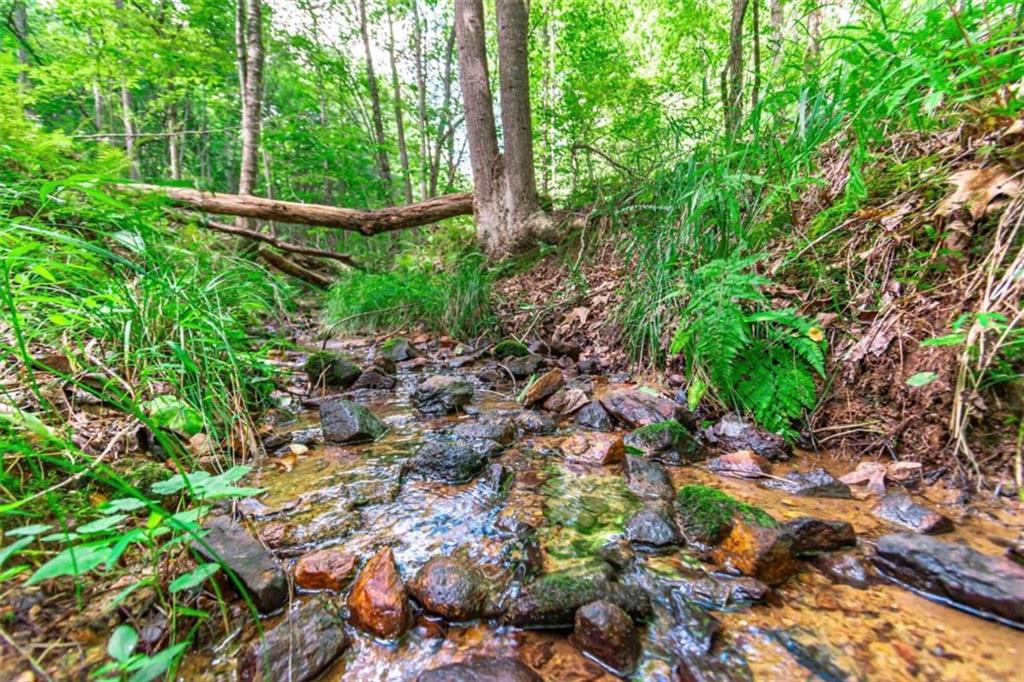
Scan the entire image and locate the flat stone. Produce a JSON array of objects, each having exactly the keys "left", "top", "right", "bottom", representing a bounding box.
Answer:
[
  {"left": 762, "top": 467, "right": 851, "bottom": 498},
  {"left": 405, "top": 440, "right": 488, "bottom": 484},
  {"left": 417, "top": 657, "right": 541, "bottom": 682},
  {"left": 575, "top": 400, "right": 613, "bottom": 431},
  {"left": 193, "top": 517, "right": 287, "bottom": 613},
  {"left": 413, "top": 375, "right": 474, "bottom": 414},
  {"left": 503, "top": 570, "right": 651, "bottom": 628},
  {"left": 624, "top": 419, "right": 704, "bottom": 464},
  {"left": 238, "top": 601, "right": 347, "bottom": 682},
  {"left": 783, "top": 517, "right": 856, "bottom": 555},
  {"left": 505, "top": 353, "right": 545, "bottom": 379},
  {"left": 873, "top": 533, "right": 1024, "bottom": 625},
  {"left": 625, "top": 503, "right": 682, "bottom": 550},
  {"left": 542, "top": 387, "right": 589, "bottom": 414},
  {"left": 702, "top": 413, "right": 791, "bottom": 461},
  {"left": 624, "top": 455, "right": 674, "bottom": 501},
  {"left": 320, "top": 399, "right": 386, "bottom": 443},
  {"left": 294, "top": 549, "right": 357, "bottom": 592},
  {"left": 711, "top": 518, "right": 799, "bottom": 585},
  {"left": 572, "top": 600, "right": 640, "bottom": 675},
  {"left": 600, "top": 388, "right": 684, "bottom": 427},
  {"left": 408, "top": 555, "right": 490, "bottom": 621},
  {"left": 560, "top": 432, "right": 625, "bottom": 466},
  {"left": 812, "top": 552, "right": 872, "bottom": 589},
  {"left": 873, "top": 492, "right": 954, "bottom": 534},
  {"left": 707, "top": 450, "right": 771, "bottom": 478},
  {"left": 350, "top": 368, "right": 396, "bottom": 390},
  {"left": 521, "top": 369, "right": 564, "bottom": 407},
  {"left": 452, "top": 417, "right": 515, "bottom": 444},
  {"left": 346, "top": 547, "right": 410, "bottom": 639}
]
